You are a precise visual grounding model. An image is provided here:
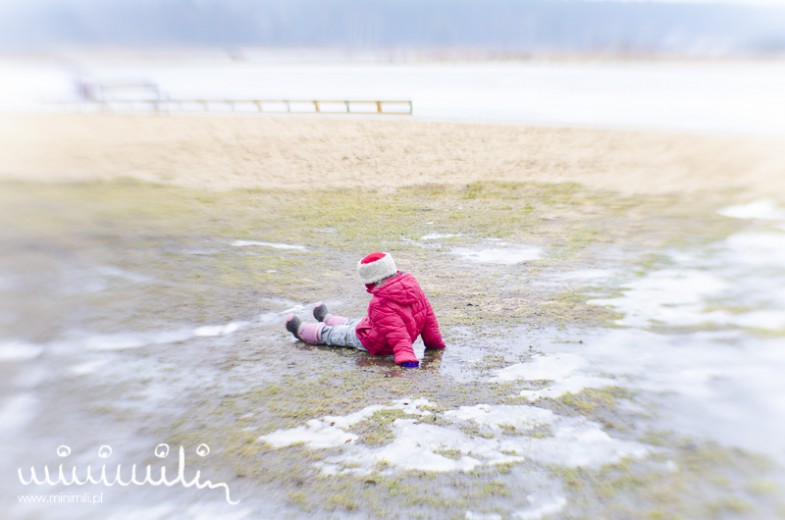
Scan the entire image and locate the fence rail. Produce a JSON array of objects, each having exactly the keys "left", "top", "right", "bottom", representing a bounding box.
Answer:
[{"left": 68, "top": 98, "right": 414, "bottom": 115}]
